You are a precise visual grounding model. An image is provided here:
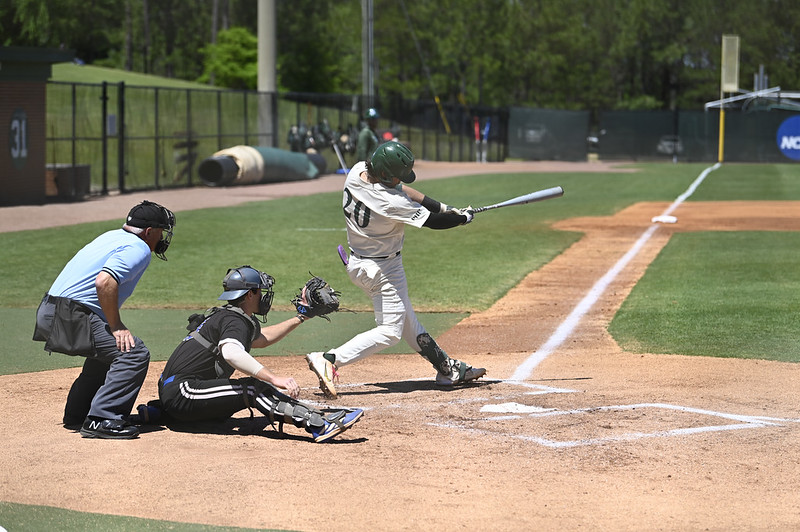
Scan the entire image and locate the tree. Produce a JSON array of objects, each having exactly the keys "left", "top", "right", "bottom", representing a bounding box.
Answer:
[
  {"left": 2, "top": 0, "right": 798, "bottom": 113},
  {"left": 197, "top": 27, "right": 258, "bottom": 90}
]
